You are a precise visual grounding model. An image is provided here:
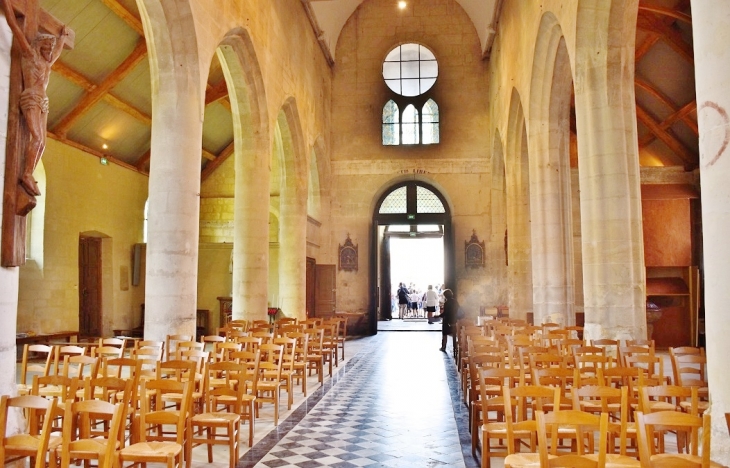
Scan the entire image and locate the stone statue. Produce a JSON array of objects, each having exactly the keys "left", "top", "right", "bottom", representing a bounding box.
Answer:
[{"left": 1, "top": 0, "right": 67, "bottom": 196}]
